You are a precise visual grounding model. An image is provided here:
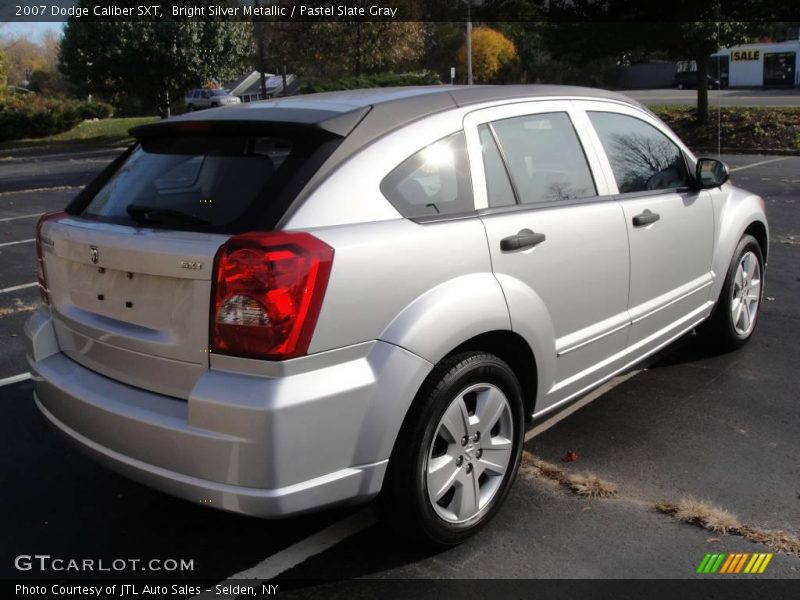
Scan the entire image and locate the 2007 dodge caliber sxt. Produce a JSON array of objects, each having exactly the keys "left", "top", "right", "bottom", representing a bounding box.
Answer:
[{"left": 26, "top": 85, "right": 768, "bottom": 546}]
